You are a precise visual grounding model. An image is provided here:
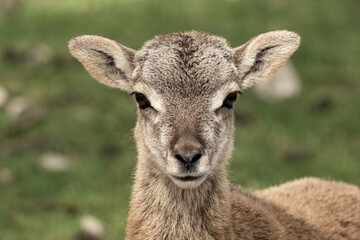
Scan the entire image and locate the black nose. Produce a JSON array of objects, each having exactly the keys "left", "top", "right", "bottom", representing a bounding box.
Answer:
[{"left": 175, "top": 152, "right": 202, "bottom": 170}]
